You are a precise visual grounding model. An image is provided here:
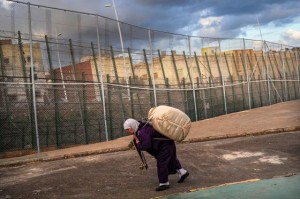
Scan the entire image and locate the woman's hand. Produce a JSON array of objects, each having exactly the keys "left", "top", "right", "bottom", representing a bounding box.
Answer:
[{"left": 133, "top": 135, "right": 140, "bottom": 144}]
